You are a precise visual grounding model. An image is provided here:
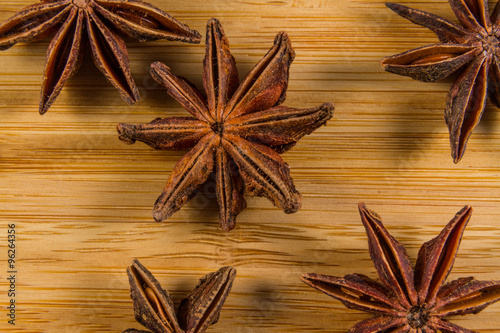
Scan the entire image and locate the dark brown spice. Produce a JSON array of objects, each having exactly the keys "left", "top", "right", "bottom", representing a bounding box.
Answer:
[
  {"left": 301, "top": 203, "right": 500, "bottom": 332},
  {"left": 117, "top": 18, "right": 334, "bottom": 232},
  {"left": 381, "top": 0, "right": 500, "bottom": 163},
  {"left": 123, "top": 260, "right": 236, "bottom": 333},
  {"left": 0, "top": 0, "right": 201, "bottom": 114}
]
